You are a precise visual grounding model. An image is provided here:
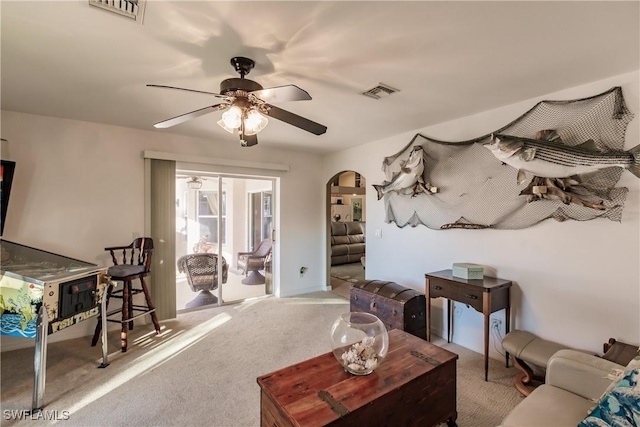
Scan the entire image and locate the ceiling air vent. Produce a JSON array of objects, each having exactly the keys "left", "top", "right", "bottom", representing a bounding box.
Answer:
[
  {"left": 89, "top": 0, "right": 146, "bottom": 23},
  {"left": 362, "top": 83, "right": 400, "bottom": 100}
]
